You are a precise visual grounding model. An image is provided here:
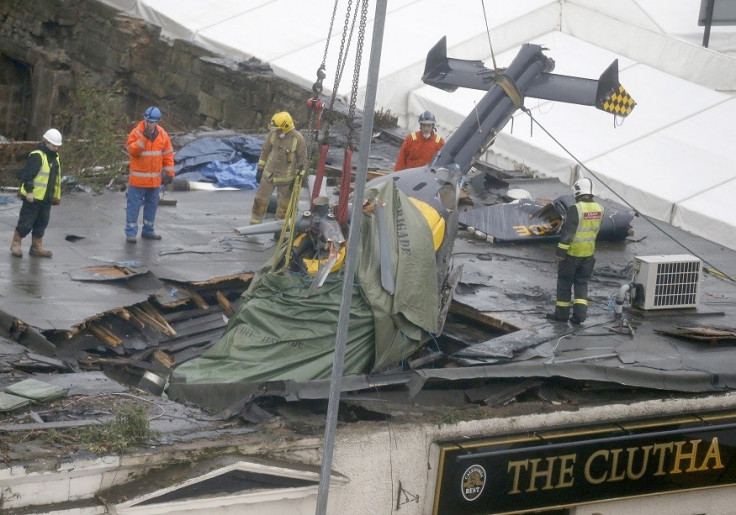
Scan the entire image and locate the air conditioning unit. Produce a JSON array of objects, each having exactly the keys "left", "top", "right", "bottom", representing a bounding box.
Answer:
[{"left": 631, "top": 254, "right": 702, "bottom": 310}]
